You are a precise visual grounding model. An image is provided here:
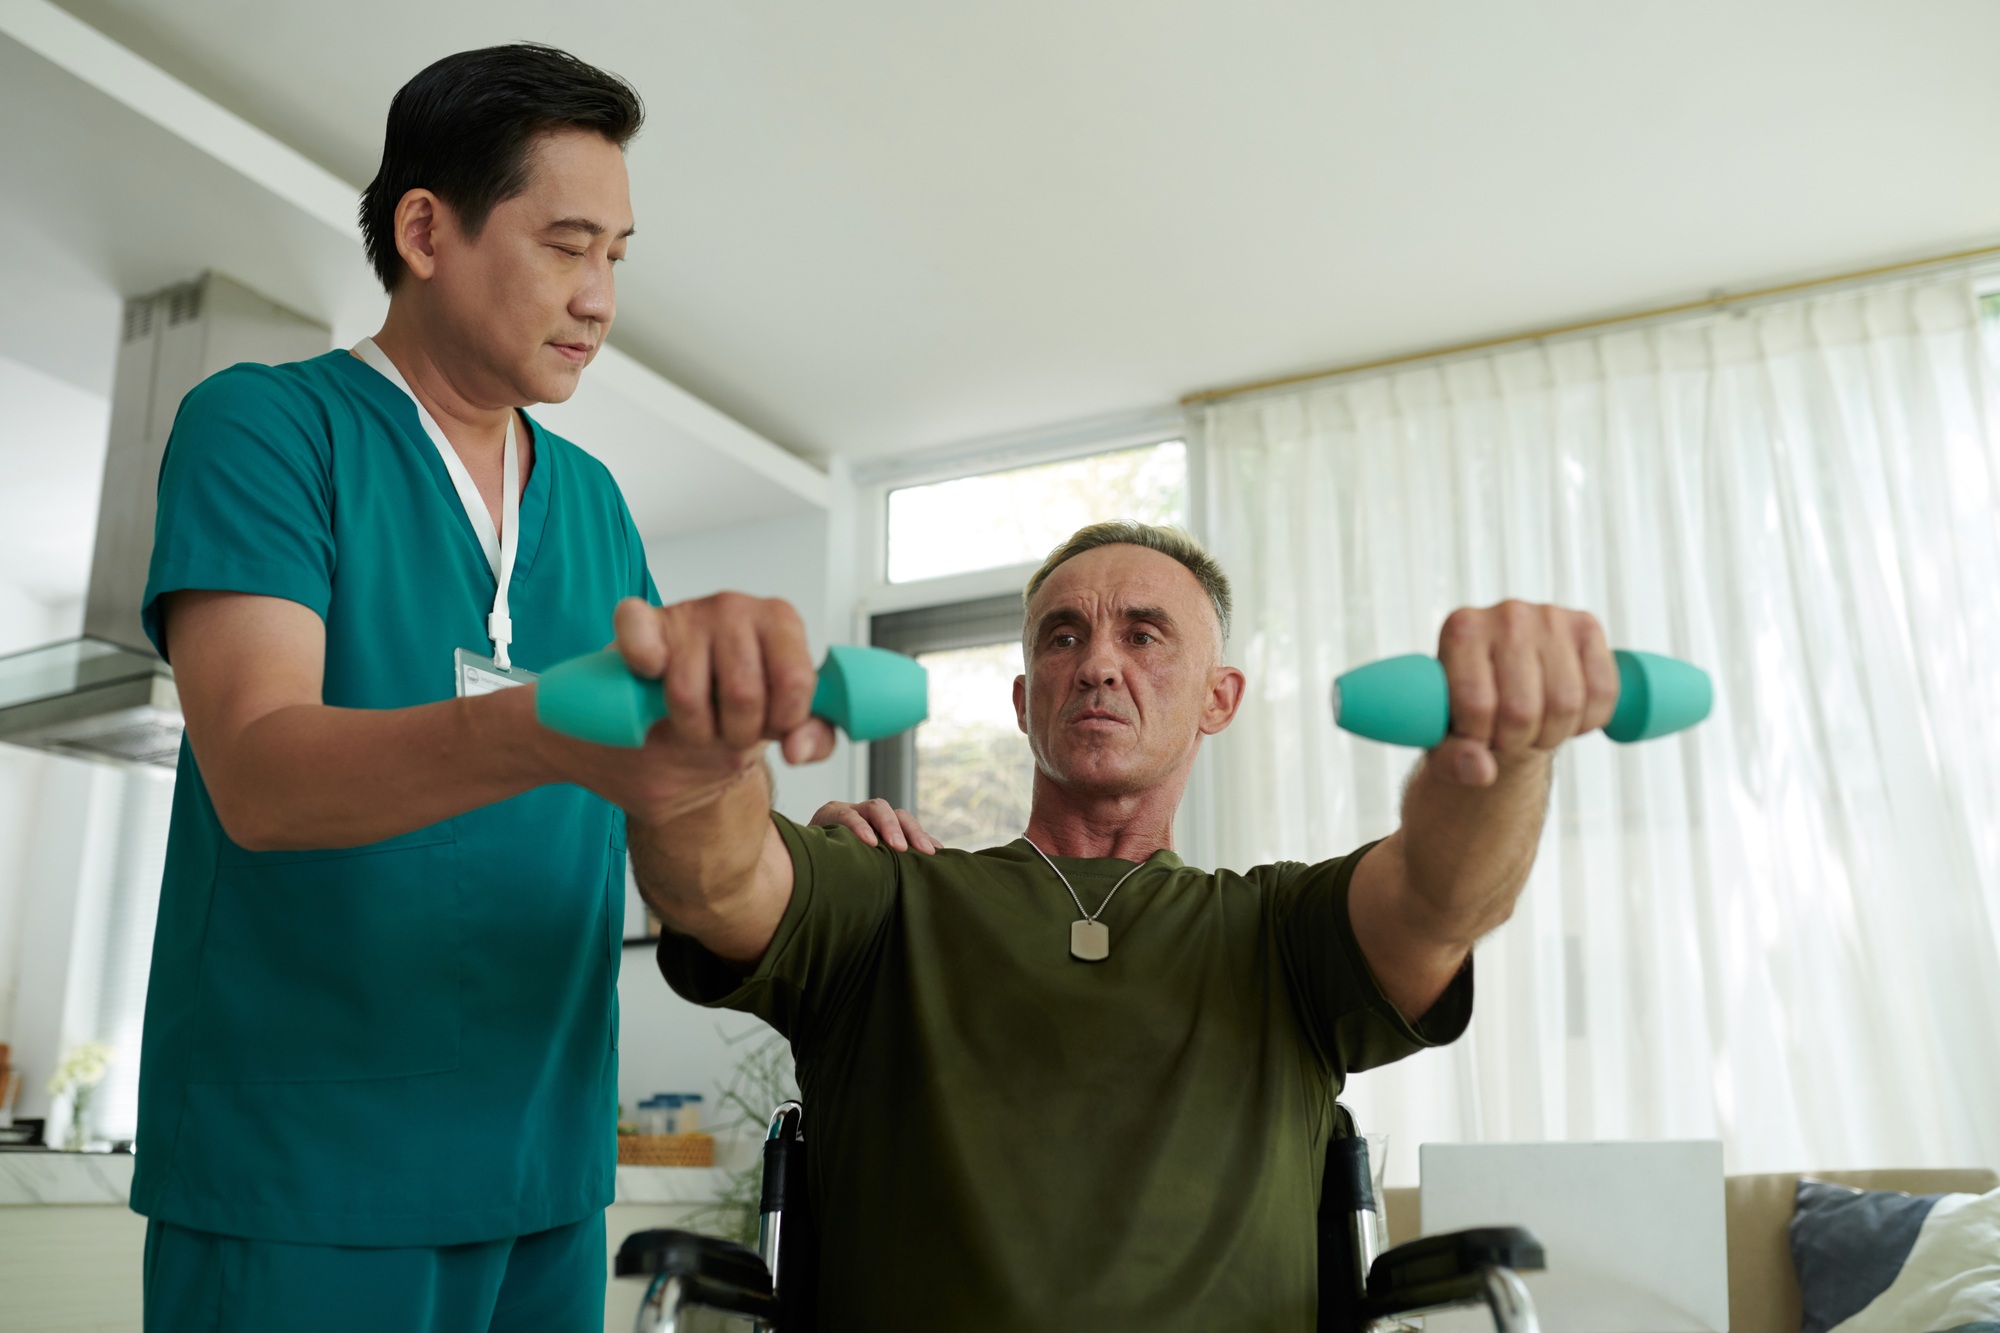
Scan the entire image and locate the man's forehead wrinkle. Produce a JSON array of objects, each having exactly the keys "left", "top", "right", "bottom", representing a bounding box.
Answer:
[
  {"left": 1032, "top": 579, "right": 1195, "bottom": 630},
  {"left": 1120, "top": 603, "right": 1176, "bottom": 627}
]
